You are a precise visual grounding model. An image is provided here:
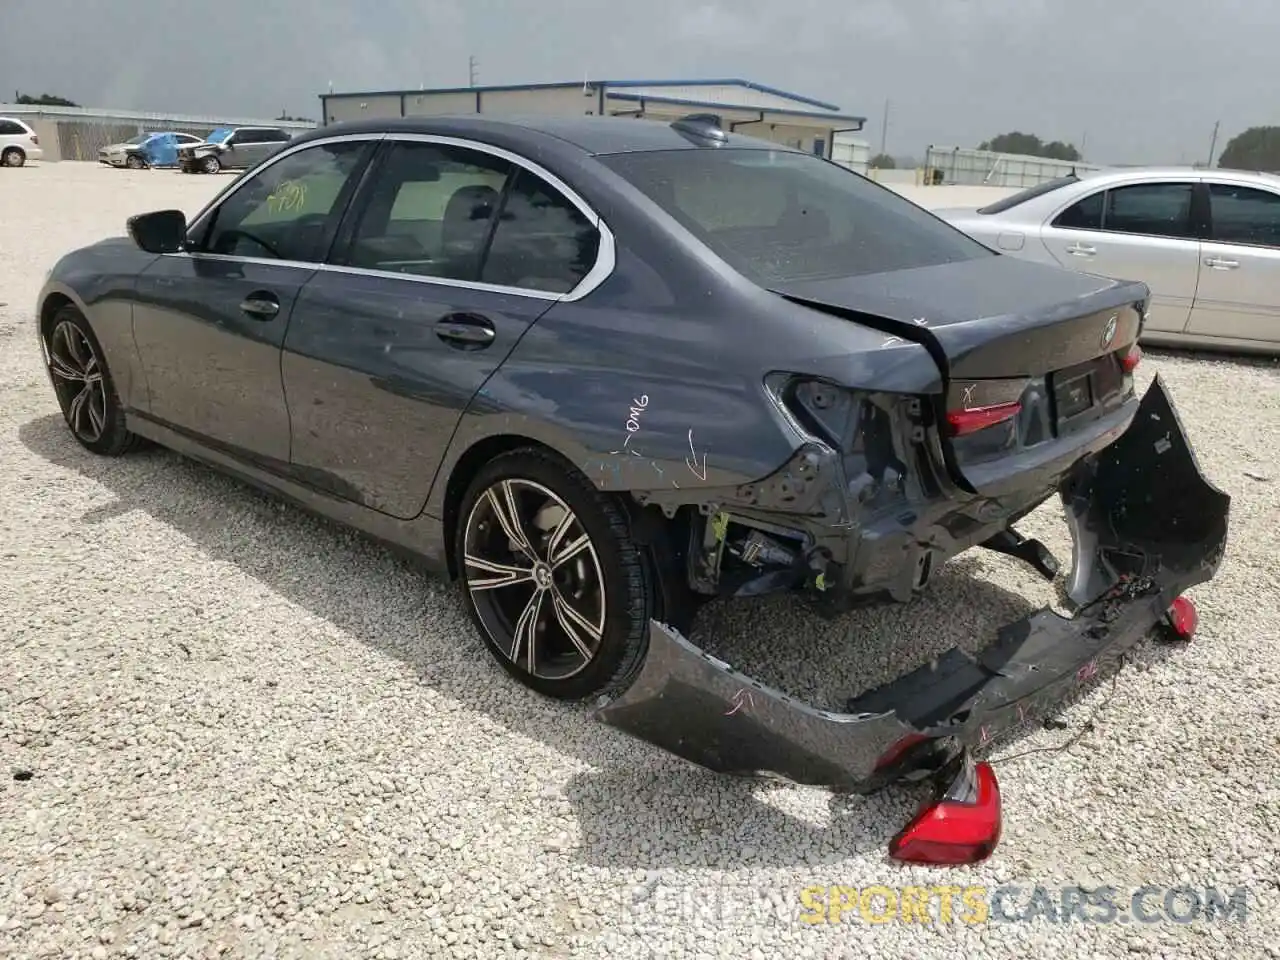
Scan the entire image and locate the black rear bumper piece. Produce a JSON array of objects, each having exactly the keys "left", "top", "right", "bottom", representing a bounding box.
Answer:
[{"left": 593, "top": 375, "right": 1230, "bottom": 792}]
